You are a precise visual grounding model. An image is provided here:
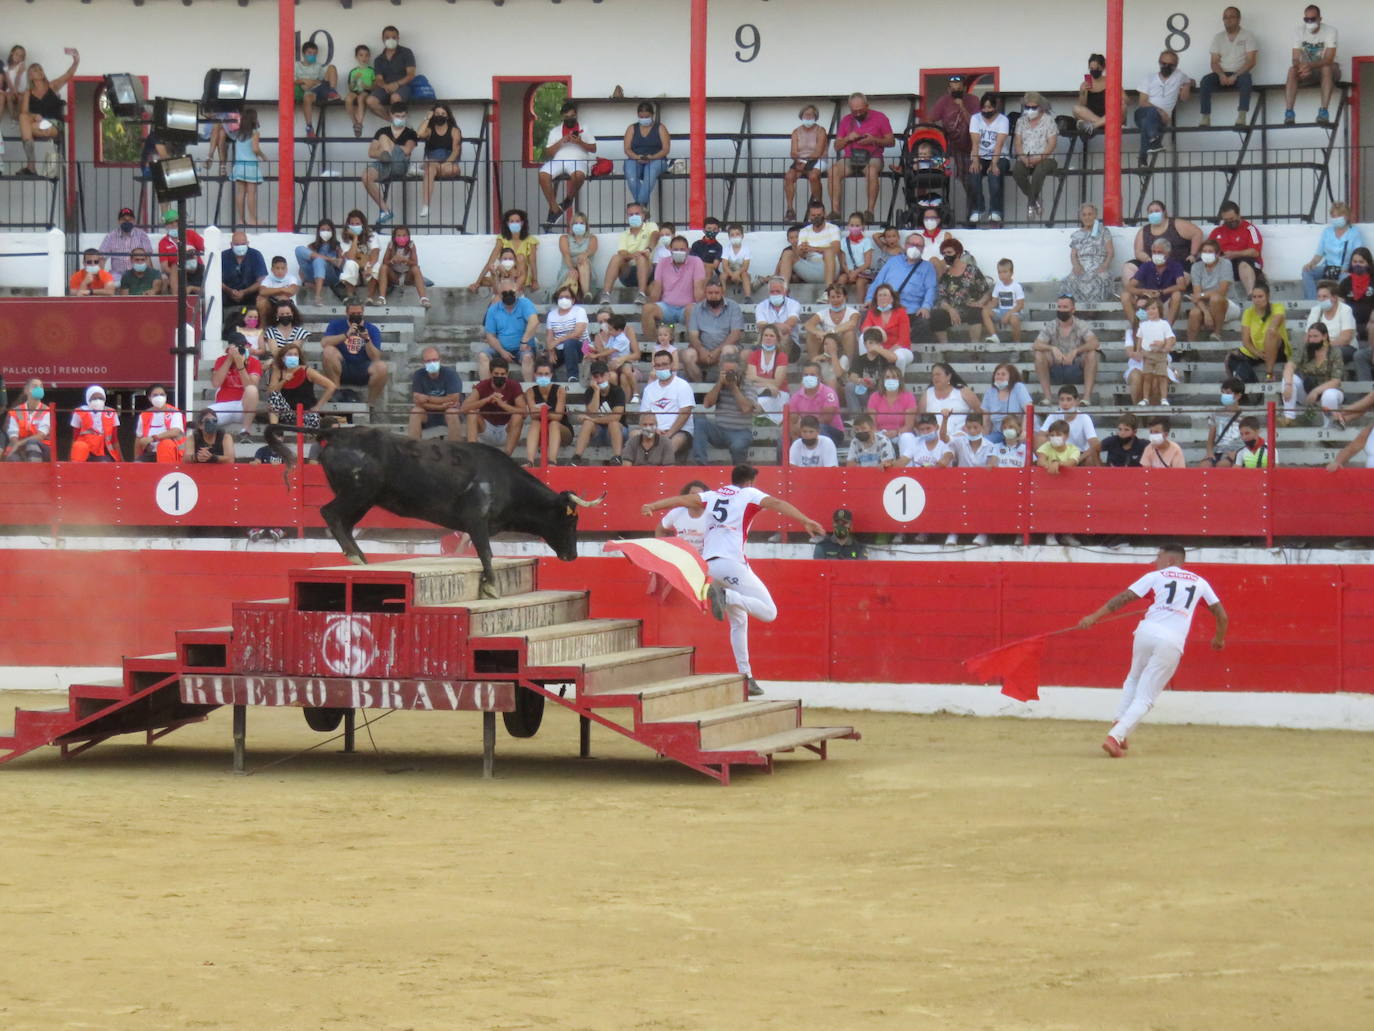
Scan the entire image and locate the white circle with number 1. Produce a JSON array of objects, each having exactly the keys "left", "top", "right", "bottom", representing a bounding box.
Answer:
[
  {"left": 882, "top": 476, "right": 926, "bottom": 523},
  {"left": 156, "top": 471, "right": 199, "bottom": 516}
]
